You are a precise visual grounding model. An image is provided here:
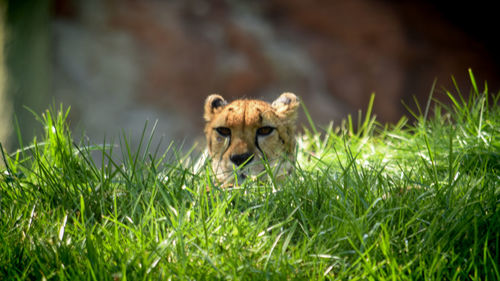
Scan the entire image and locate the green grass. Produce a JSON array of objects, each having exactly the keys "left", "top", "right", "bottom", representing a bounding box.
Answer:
[{"left": 1, "top": 74, "right": 499, "bottom": 280}]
